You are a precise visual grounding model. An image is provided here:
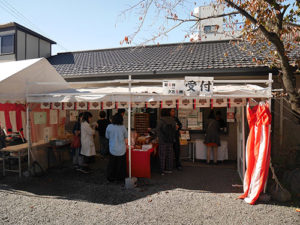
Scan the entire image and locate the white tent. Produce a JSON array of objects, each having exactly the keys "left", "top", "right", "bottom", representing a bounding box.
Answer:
[
  {"left": 26, "top": 75, "right": 273, "bottom": 186},
  {"left": 0, "top": 58, "right": 70, "bottom": 102},
  {"left": 27, "top": 84, "right": 271, "bottom": 103}
]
